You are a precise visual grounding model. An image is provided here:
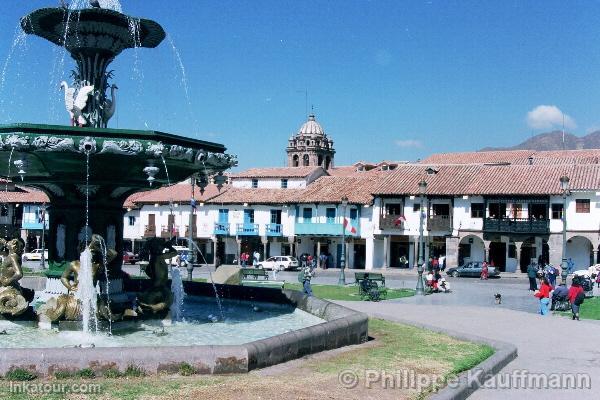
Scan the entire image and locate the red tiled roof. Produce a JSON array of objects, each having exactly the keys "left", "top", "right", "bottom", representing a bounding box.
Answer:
[
  {"left": 206, "top": 187, "right": 303, "bottom": 204},
  {"left": 230, "top": 166, "right": 326, "bottom": 178},
  {"left": 419, "top": 149, "right": 600, "bottom": 165},
  {"left": 126, "top": 183, "right": 228, "bottom": 205},
  {"left": 0, "top": 186, "right": 49, "bottom": 203},
  {"left": 375, "top": 164, "right": 600, "bottom": 196},
  {"left": 298, "top": 176, "right": 381, "bottom": 204}
]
